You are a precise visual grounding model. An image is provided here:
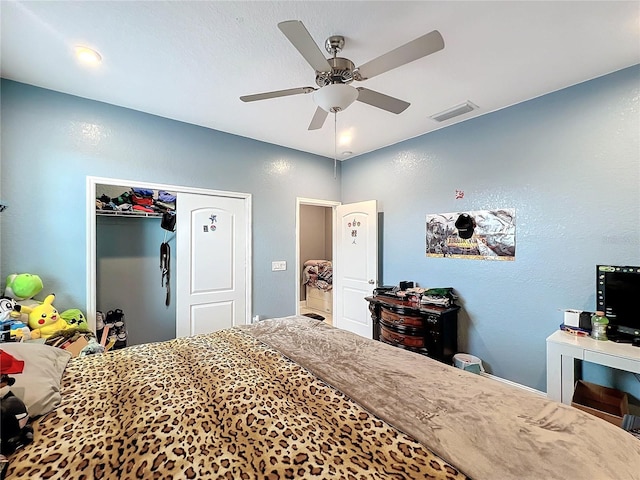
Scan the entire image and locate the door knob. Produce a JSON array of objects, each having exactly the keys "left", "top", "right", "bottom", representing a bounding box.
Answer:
[{"left": 368, "top": 279, "right": 375, "bottom": 285}]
